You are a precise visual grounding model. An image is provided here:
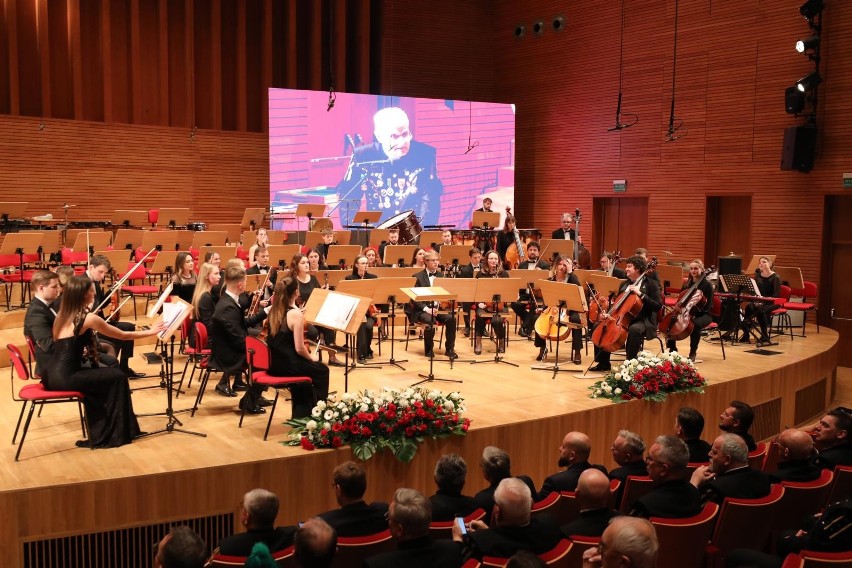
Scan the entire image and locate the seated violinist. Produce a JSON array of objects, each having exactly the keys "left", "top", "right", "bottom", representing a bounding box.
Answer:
[
  {"left": 665, "top": 259, "right": 713, "bottom": 362},
  {"left": 590, "top": 255, "right": 661, "bottom": 372},
  {"left": 599, "top": 252, "right": 626, "bottom": 279},
  {"left": 474, "top": 251, "right": 509, "bottom": 355},
  {"left": 533, "top": 257, "right": 583, "bottom": 364},
  {"left": 518, "top": 241, "right": 550, "bottom": 270},
  {"left": 344, "top": 255, "right": 378, "bottom": 363}
]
